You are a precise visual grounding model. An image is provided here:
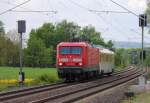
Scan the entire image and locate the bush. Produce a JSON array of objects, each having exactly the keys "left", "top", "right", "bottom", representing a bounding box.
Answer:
[{"left": 34, "top": 74, "right": 60, "bottom": 85}]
